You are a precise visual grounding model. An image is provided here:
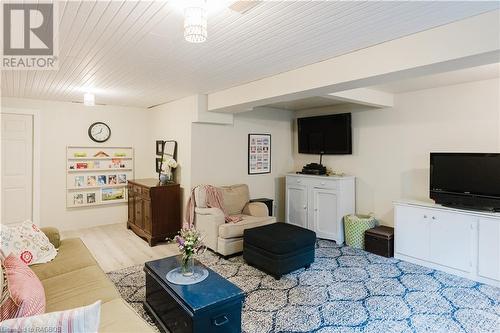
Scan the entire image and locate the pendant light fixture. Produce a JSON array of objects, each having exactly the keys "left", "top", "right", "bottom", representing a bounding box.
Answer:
[{"left": 184, "top": 0, "right": 207, "bottom": 43}]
